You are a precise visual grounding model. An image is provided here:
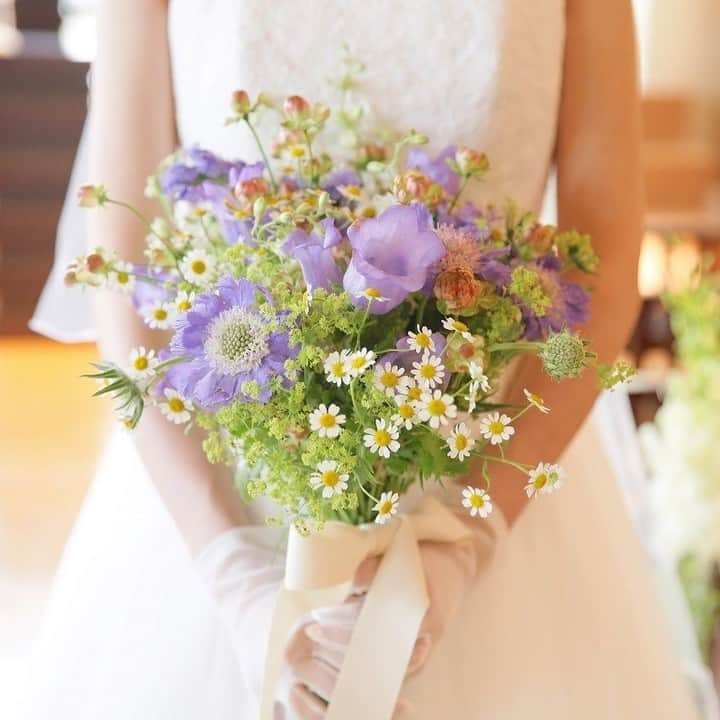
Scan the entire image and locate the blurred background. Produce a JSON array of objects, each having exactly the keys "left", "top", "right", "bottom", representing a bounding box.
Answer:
[{"left": 0, "top": 0, "right": 719, "bottom": 717}]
